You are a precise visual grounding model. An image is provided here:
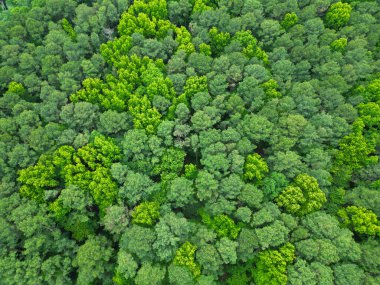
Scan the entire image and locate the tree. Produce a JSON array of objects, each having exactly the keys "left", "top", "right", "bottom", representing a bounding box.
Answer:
[
  {"left": 201, "top": 212, "right": 241, "bottom": 240},
  {"left": 168, "top": 264, "right": 195, "bottom": 285},
  {"left": 276, "top": 174, "right": 327, "bottom": 216},
  {"left": 132, "top": 202, "right": 160, "bottom": 226},
  {"left": 216, "top": 237, "right": 238, "bottom": 265},
  {"left": 252, "top": 243, "right": 295, "bottom": 285},
  {"left": 167, "top": 177, "right": 195, "bottom": 207},
  {"left": 74, "top": 235, "right": 114, "bottom": 285},
  {"left": 120, "top": 225, "right": 156, "bottom": 262},
  {"left": 325, "top": 2, "right": 352, "bottom": 30},
  {"left": 331, "top": 38, "right": 348, "bottom": 52},
  {"left": 173, "top": 241, "right": 200, "bottom": 277},
  {"left": 243, "top": 153, "right": 269, "bottom": 184},
  {"left": 114, "top": 251, "right": 138, "bottom": 282},
  {"left": 255, "top": 220, "right": 290, "bottom": 249},
  {"left": 338, "top": 206, "right": 380, "bottom": 237},
  {"left": 262, "top": 172, "right": 289, "bottom": 200},
  {"left": 135, "top": 263, "right": 166, "bottom": 285},
  {"left": 281, "top": 12, "right": 298, "bottom": 30},
  {"left": 196, "top": 244, "right": 223, "bottom": 276},
  {"left": 333, "top": 264, "right": 365, "bottom": 285}
]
